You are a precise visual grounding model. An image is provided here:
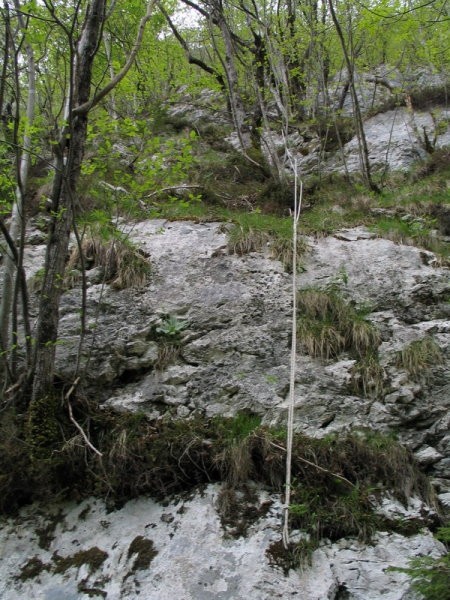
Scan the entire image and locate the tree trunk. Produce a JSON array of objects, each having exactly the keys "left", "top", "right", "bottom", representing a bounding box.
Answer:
[
  {"left": 0, "top": 0, "right": 36, "bottom": 391},
  {"left": 328, "top": 0, "right": 378, "bottom": 192},
  {"left": 215, "top": 13, "right": 252, "bottom": 151},
  {"left": 31, "top": 0, "right": 107, "bottom": 402},
  {"left": 31, "top": 0, "right": 155, "bottom": 402}
]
